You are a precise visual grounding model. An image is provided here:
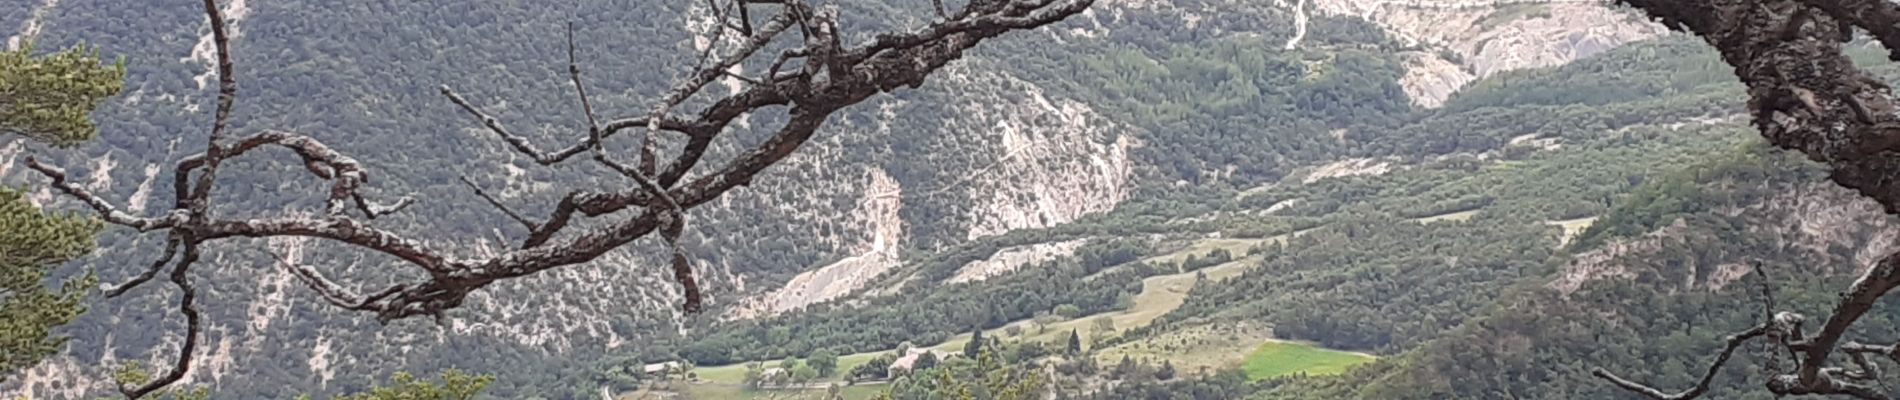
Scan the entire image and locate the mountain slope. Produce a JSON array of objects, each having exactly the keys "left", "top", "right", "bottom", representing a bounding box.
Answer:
[
  {"left": 0, "top": 0, "right": 1662, "bottom": 398},
  {"left": 1253, "top": 147, "right": 1900, "bottom": 399}
]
